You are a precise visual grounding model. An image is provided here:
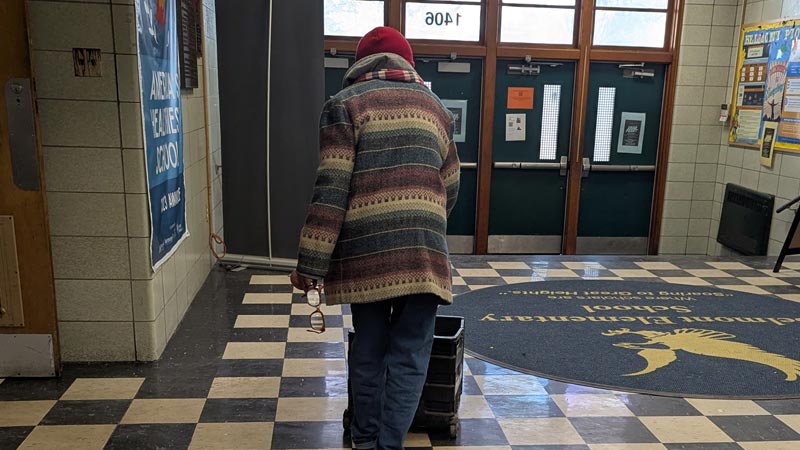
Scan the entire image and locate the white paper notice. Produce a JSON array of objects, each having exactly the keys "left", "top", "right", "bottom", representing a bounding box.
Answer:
[
  {"left": 737, "top": 109, "right": 763, "bottom": 141},
  {"left": 785, "top": 78, "right": 800, "bottom": 96},
  {"left": 785, "top": 96, "right": 800, "bottom": 113},
  {"left": 506, "top": 113, "right": 526, "bottom": 141}
]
